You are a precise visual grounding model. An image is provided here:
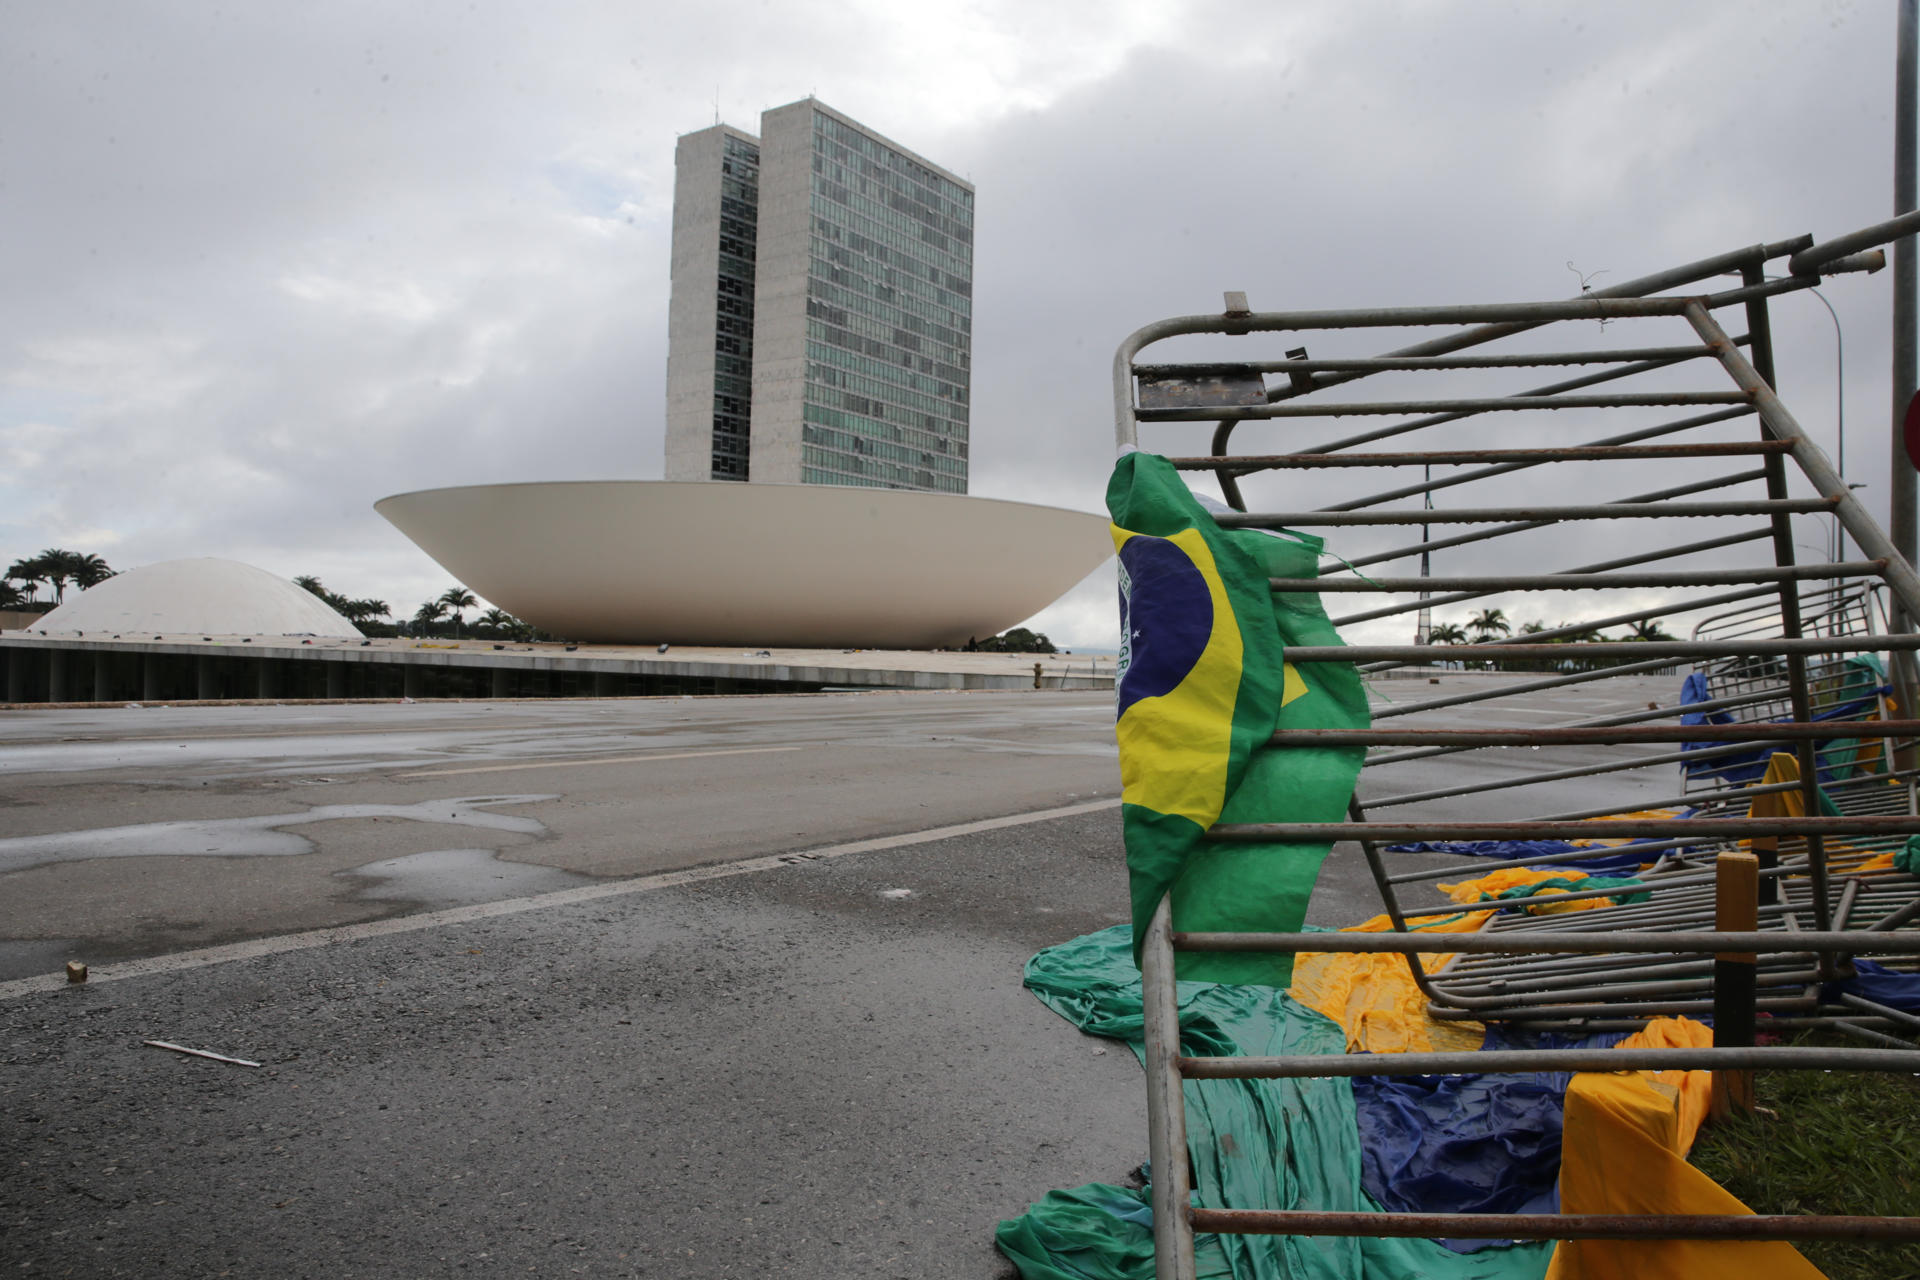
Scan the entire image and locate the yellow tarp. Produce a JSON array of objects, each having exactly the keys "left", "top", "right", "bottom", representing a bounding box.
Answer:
[
  {"left": 1545, "top": 1018, "right": 1822, "bottom": 1280},
  {"left": 1289, "top": 908, "right": 1490, "bottom": 1054}
]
